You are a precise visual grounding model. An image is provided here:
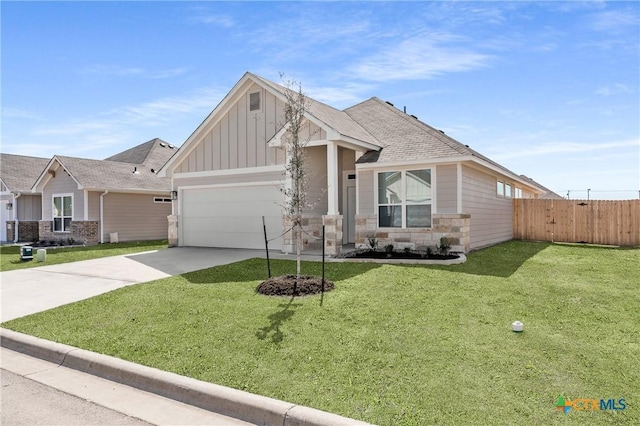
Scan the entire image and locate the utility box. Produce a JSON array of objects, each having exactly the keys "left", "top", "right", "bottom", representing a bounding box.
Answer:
[
  {"left": 20, "top": 246, "right": 33, "bottom": 261},
  {"left": 37, "top": 249, "right": 47, "bottom": 262}
]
